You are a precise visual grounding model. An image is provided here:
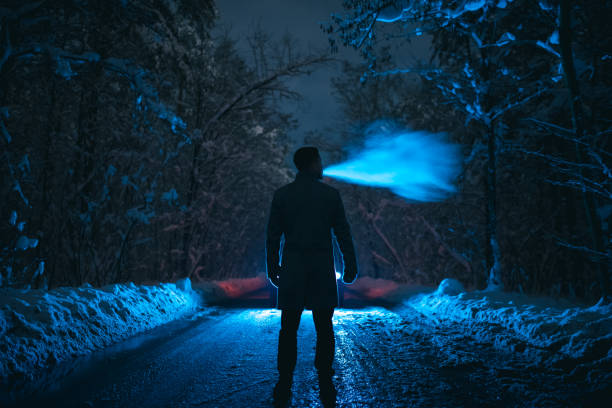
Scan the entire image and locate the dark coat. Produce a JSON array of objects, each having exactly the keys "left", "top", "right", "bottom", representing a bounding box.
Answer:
[{"left": 266, "top": 171, "right": 358, "bottom": 310}]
